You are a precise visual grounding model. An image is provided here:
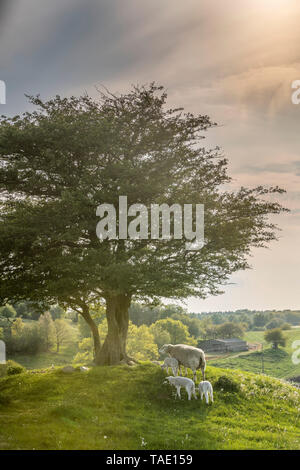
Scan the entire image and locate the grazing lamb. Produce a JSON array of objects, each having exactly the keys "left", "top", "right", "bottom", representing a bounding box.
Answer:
[
  {"left": 198, "top": 381, "right": 213, "bottom": 404},
  {"left": 159, "top": 344, "right": 206, "bottom": 383},
  {"left": 161, "top": 357, "right": 179, "bottom": 376},
  {"left": 164, "top": 376, "right": 197, "bottom": 400}
]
